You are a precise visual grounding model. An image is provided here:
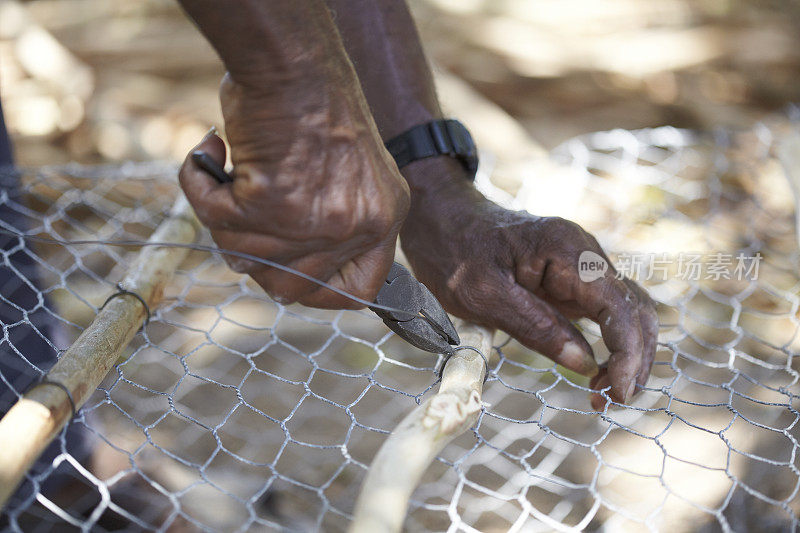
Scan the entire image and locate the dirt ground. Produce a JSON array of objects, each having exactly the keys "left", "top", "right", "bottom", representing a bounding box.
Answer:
[
  {"left": 0, "top": 1, "right": 799, "bottom": 532},
  {"left": 2, "top": 0, "right": 800, "bottom": 166}
]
